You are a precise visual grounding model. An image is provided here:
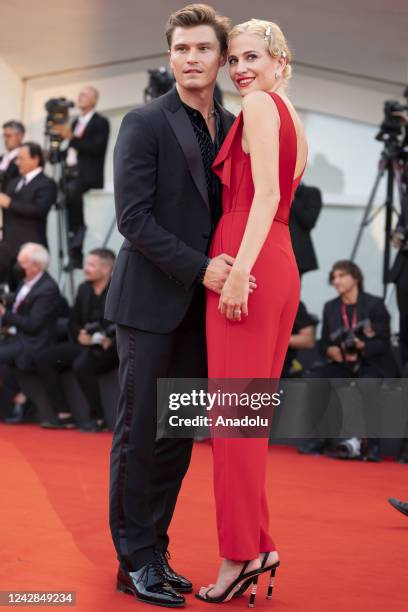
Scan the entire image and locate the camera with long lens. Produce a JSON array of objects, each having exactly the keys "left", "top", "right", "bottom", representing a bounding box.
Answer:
[
  {"left": 44, "top": 97, "right": 75, "bottom": 164},
  {"left": 330, "top": 318, "right": 371, "bottom": 360},
  {"left": 144, "top": 67, "right": 174, "bottom": 102},
  {"left": 376, "top": 100, "right": 408, "bottom": 144}
]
